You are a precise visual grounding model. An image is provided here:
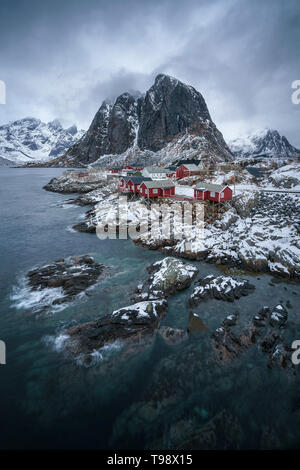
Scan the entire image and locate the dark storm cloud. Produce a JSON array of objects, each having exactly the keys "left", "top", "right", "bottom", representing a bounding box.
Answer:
[{"left": 0, "top": 0, "right": 299, "bottom": 146}]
